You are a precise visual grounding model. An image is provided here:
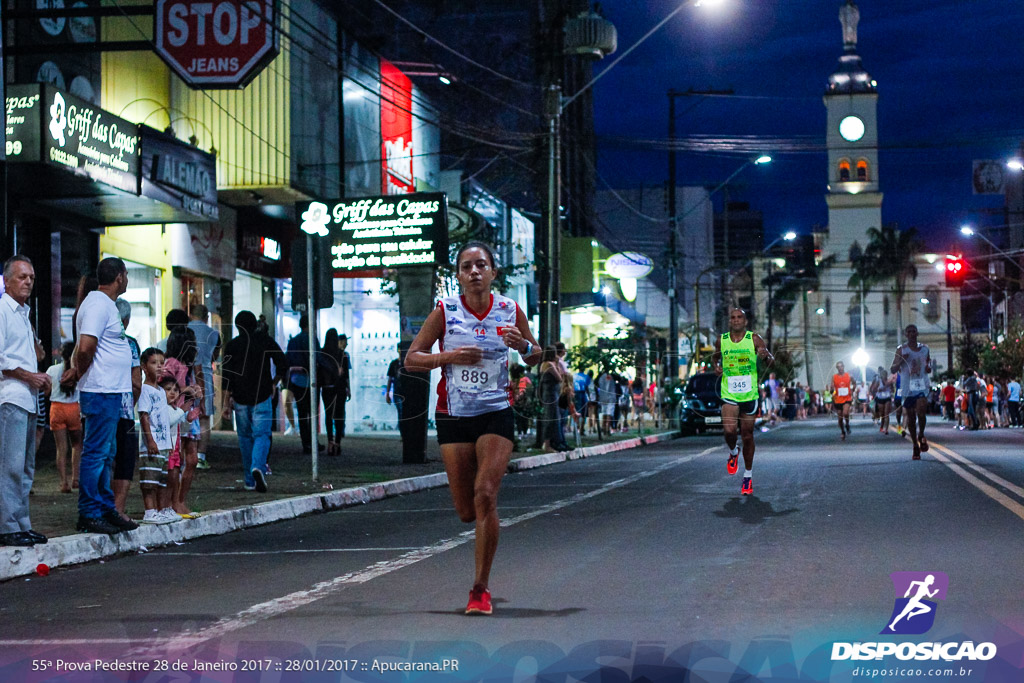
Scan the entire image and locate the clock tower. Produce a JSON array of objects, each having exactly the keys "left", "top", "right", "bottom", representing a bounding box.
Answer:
[{"left": 824, "top": 0, "right": 881, "bottom": 261}]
